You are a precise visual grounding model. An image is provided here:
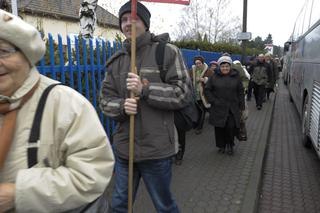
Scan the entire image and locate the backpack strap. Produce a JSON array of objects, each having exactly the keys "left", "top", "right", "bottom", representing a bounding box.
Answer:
[
  {"left": 155, "top": 41, "right": 167, "bottom": 82},
  {"left": 27, "top": 83, "right": 62, "bottom": 168}
]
